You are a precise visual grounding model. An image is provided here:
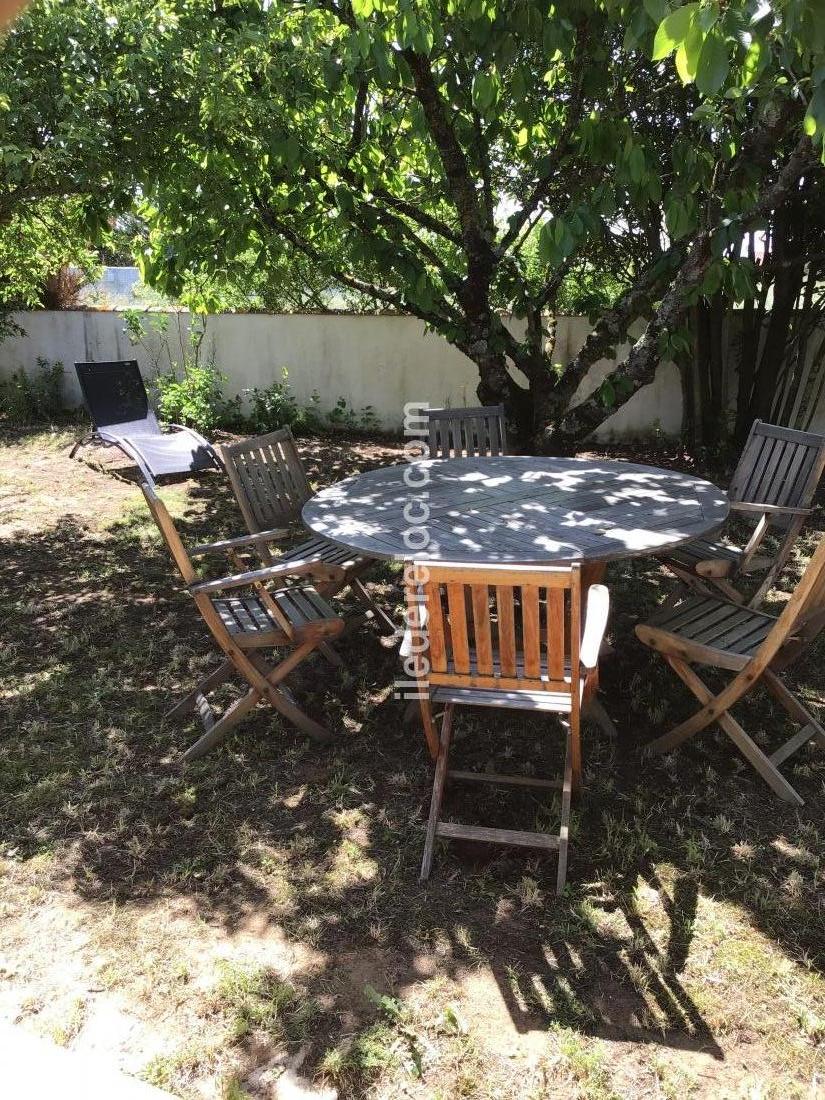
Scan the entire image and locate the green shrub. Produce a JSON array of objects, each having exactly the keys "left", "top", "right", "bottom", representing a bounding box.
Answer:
[
  {"left": 0, "top": 357, "right": 64, "bottom": 424},
  {"left": 245, "top": 369, "right": 324, "bottom": 434},
  {"left": 327, "top": 396, "right": 380, "bottom": 433},
  {"left": 153, "top": 361, "right": 233, "bottom": 433}
]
